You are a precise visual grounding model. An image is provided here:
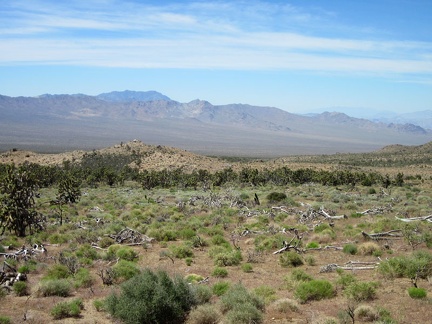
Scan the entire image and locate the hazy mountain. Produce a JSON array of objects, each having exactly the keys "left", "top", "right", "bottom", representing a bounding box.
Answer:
[
  {"left": 97, "top": 90, "right": 170, "bottom": 102},
  {"left": 0, "top": 91, "right": 431, "bottom": 157}
]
